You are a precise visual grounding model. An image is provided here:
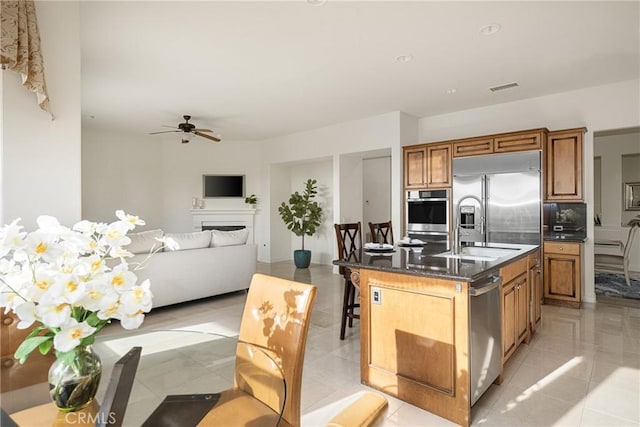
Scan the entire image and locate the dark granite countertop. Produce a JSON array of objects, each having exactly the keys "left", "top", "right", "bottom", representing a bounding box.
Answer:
[
  {"left": 333, "top": 242, "right": 539, "bottom": 283},
  {"left": 543, "top": 235, "right": 587, "bottom": 243}
]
